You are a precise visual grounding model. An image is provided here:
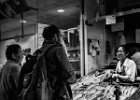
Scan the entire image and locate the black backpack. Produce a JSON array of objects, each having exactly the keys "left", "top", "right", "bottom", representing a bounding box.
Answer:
[
  {"left": 21, "top": 55, "right": 38, "bottom": 89},
  {"left": 19, "top": 44, "right": 58, "bottom": 100}
]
